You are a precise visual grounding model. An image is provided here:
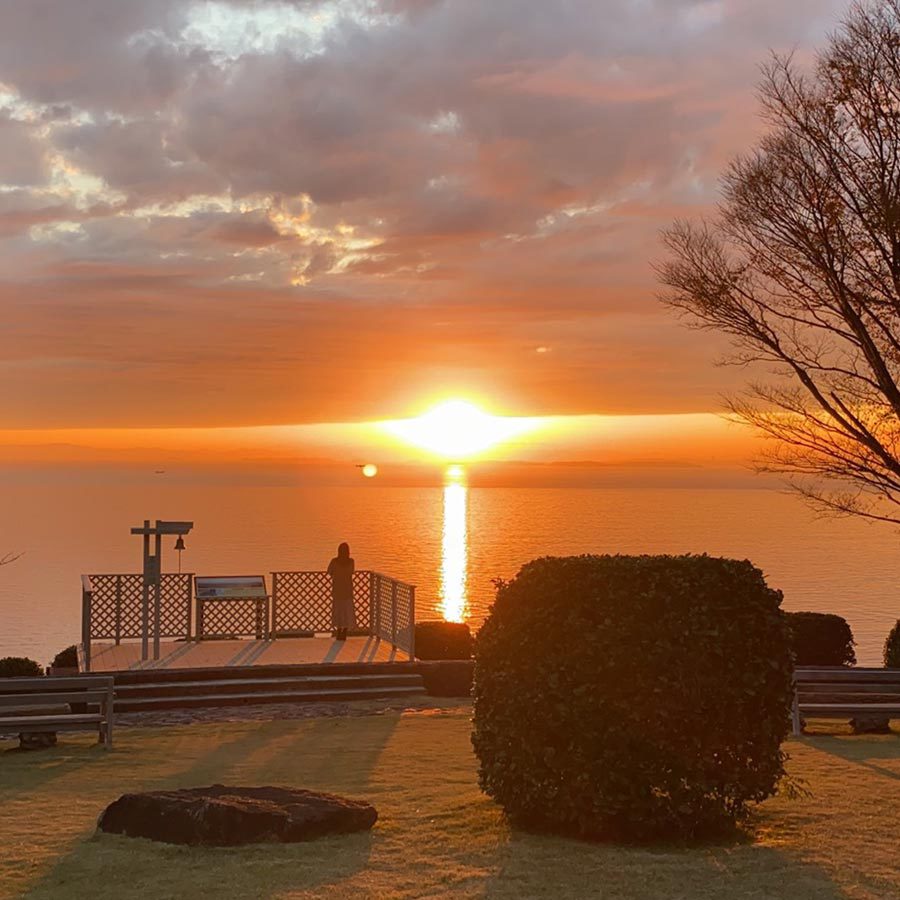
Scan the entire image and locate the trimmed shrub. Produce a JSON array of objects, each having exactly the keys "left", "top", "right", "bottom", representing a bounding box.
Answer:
[
  {"left": 472, "top": 554, "right": 794, "bottom": 842},
  {"left": 415, "top": 620, "right": 473, "bottom": 660},
  {"left": 884, "top": 620, "right": 900, "bottom": 668},
  {"left": 785, "top": 611, "right": 856, "bottom": 666},
  {"left": 418, "top": 660, "right": 474, "bottom": 697},
  {"left": 0, "top": 656, "right": 43, "bottom": 678},
  {"left": 50, "top": 645, "right": 78, "bottom": 669}
]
